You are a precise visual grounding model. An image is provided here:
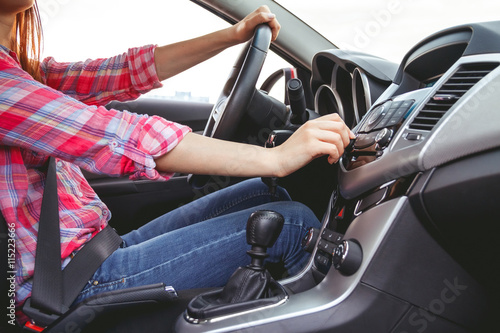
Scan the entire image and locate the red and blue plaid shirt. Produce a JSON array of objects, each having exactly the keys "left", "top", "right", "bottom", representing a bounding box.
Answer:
[{"left": 0, "top": 44, "right": 191, "bottom": 309}]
